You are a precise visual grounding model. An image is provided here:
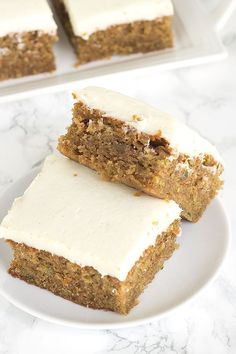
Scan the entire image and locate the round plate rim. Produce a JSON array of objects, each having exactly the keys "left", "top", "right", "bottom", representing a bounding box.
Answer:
[{"left": 0, "top": 170, "right": 231, "bottom": 329}]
